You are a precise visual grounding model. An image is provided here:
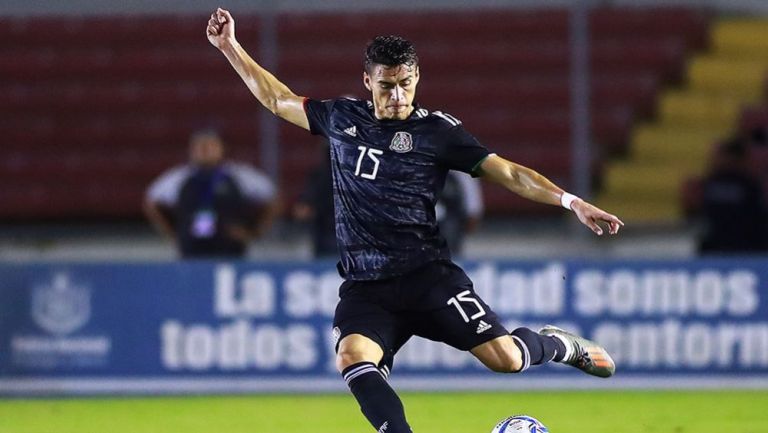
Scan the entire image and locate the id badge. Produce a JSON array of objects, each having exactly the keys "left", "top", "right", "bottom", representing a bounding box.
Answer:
[{"left": 191, "top": 209, "right": 217, "bottom": 238}]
